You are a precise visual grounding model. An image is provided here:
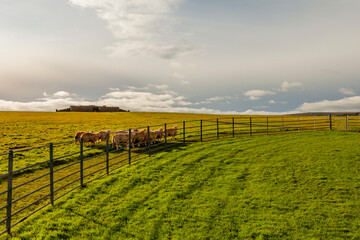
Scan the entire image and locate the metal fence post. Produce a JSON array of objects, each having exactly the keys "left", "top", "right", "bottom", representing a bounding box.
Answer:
[
  {"left": 6, "top": 150, "right": 13, "bottom": 235},
  {"left": 147, "top": 126, "right": 151, "bottom": 157},
  {"left": 217, "top": 118, "right": 219, "bottom": 139},
  {"left": 200, "top": 120, "right": 203, "bottom": 142},
  {"left": 346, "top": 115, "right": 349, "bottom": 131},
  {"left": 250, "top": 117, "right": 252, "bottom": 136},
  {"left": 49, "top": 143, "right": 54, "bottom": 206},
  {"left": 329, "top": 115, "right": 332, "bottom": 130},
  {"left": 165, "top": 124, "right": 167, "bottom": 150},
  {"left": 314, "top": 115, "right": 316, "bottom": 131},
  {"left": 80, "top": 138, "right": 84, "bottom": 187},
  {"left": 128, "top": 129, "right": 131, "bottom": 165},
  {"left": 106, "top": 133, "right": 109, "bottom": 175},
  {"left": 232, "top": 118, "right": 235, "bottom": 138},
  {"left": 183, "top": 121, "right": 186, "bottom": 145},
  {"left": 266, "top": 117, "right": 269, "bottom": 135}
]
